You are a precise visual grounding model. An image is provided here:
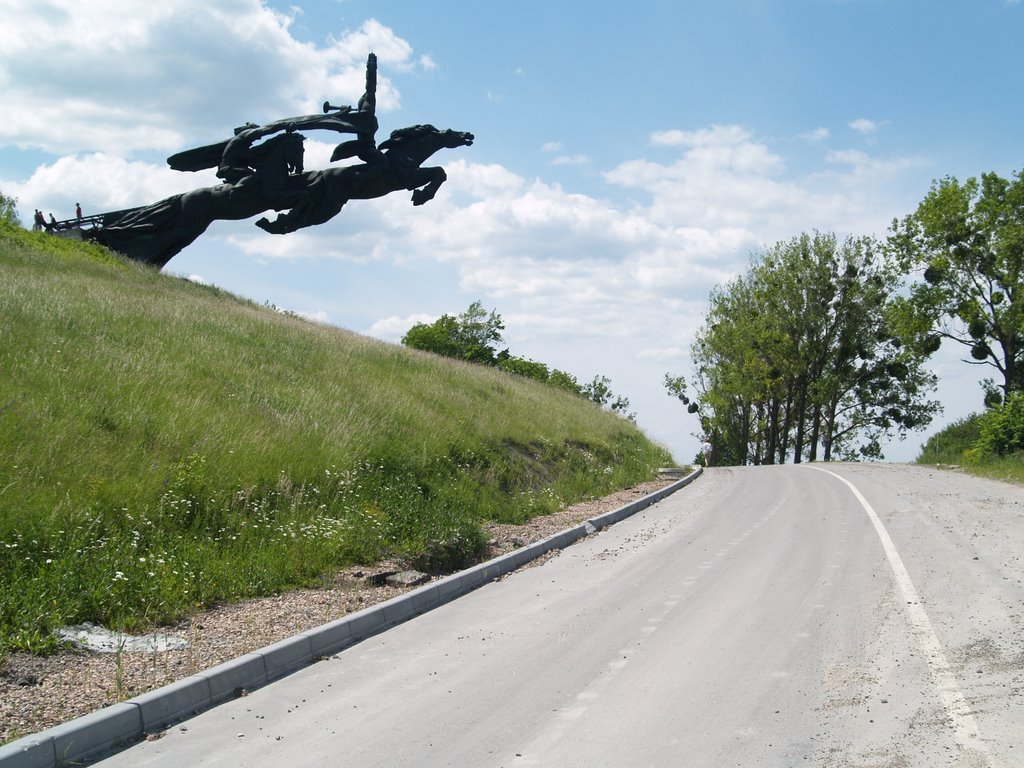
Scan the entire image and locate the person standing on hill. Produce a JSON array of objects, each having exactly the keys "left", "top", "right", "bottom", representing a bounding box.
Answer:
[{"left": 701, "top": 438, "right": 713, "bottom": 467}]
